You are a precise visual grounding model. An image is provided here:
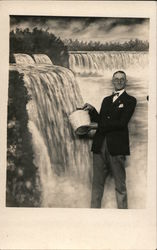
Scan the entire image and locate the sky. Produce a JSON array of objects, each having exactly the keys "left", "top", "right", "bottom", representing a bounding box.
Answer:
[{"left": 10, "top": 16, "right": 149, "bottom": 43}]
